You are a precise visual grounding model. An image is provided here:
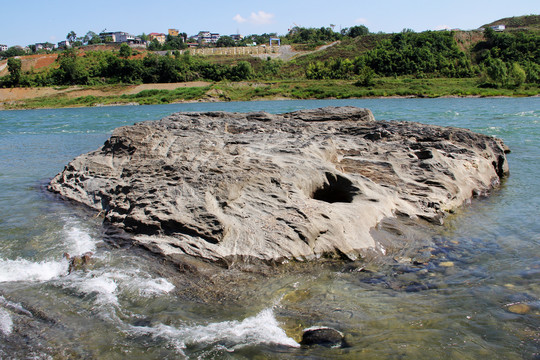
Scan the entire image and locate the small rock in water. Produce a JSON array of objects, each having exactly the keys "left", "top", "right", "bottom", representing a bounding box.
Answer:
[
  {"left": 301, "top": 326, "right": 346, "bottom": 348},
  {"left": 64, "top": 252, "right": 94, "bottom": 274},
  {"left": 404, "top": 282, "right": 438, "bottom": 292},
  {"left": 439, "top": 261, "right": 454, "bottom": 267},
  {"left": 507, "top": 303, "right": 531, "bottom": 315}
]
